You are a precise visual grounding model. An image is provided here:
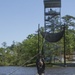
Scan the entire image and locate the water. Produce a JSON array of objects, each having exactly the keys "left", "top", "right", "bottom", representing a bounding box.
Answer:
[
  {"left": 0, "top": 66, "right": 75, "bottom": 75},
  {"left": 0, "top": 66, "right": 37, "bottom": 75}
]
